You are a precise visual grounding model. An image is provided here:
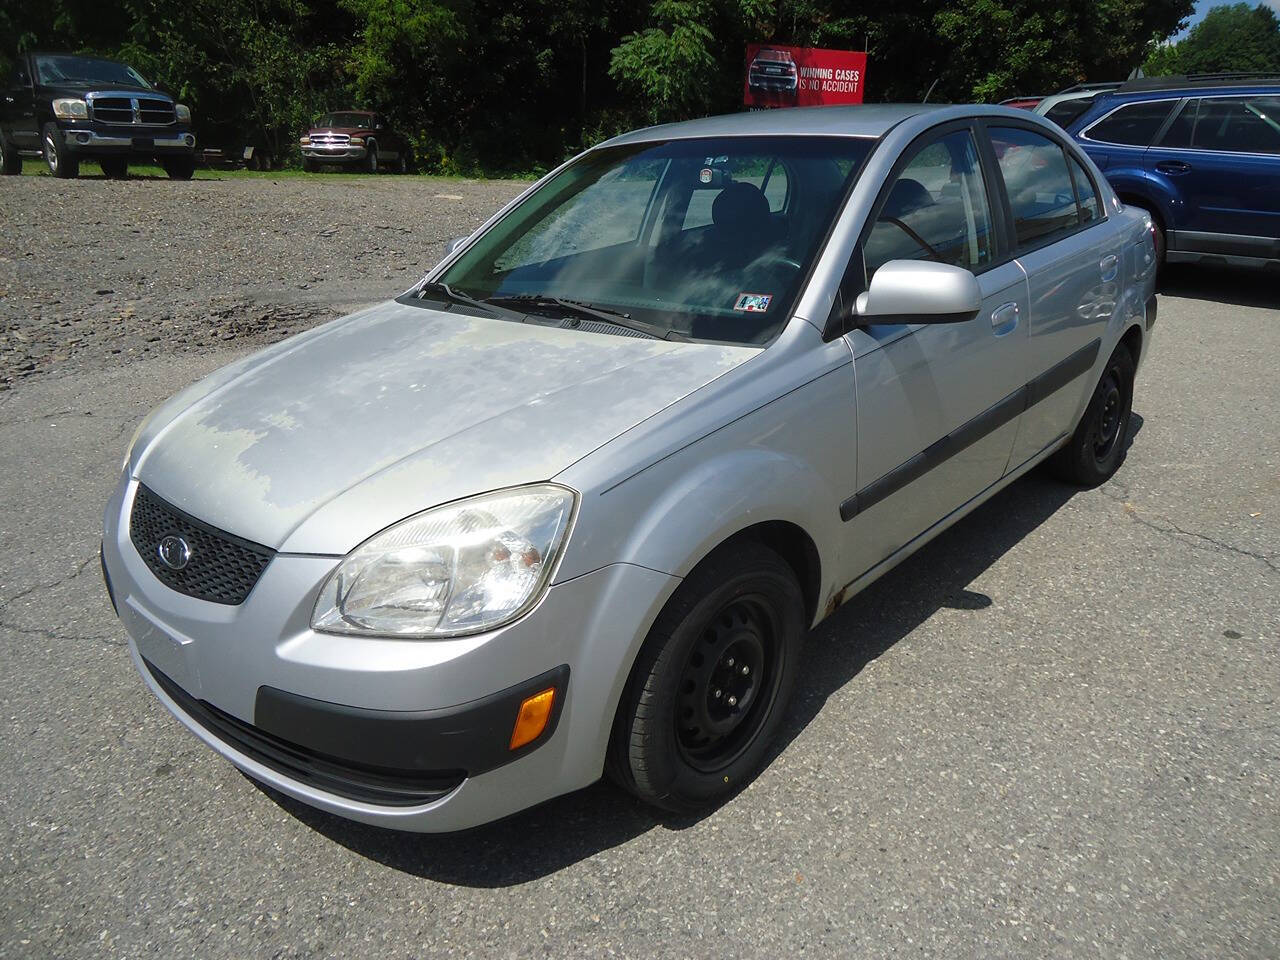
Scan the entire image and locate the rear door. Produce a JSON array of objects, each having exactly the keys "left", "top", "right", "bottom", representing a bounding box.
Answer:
[
  {"left": 985, "top": 122, "right": 1125, "bottom": 466},
  {"left": 840, "top": 121, "right": 1030, "bottom": 577},
  {"left": 1146, "top": 94, "right": 1280, "bottom": 258}
]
